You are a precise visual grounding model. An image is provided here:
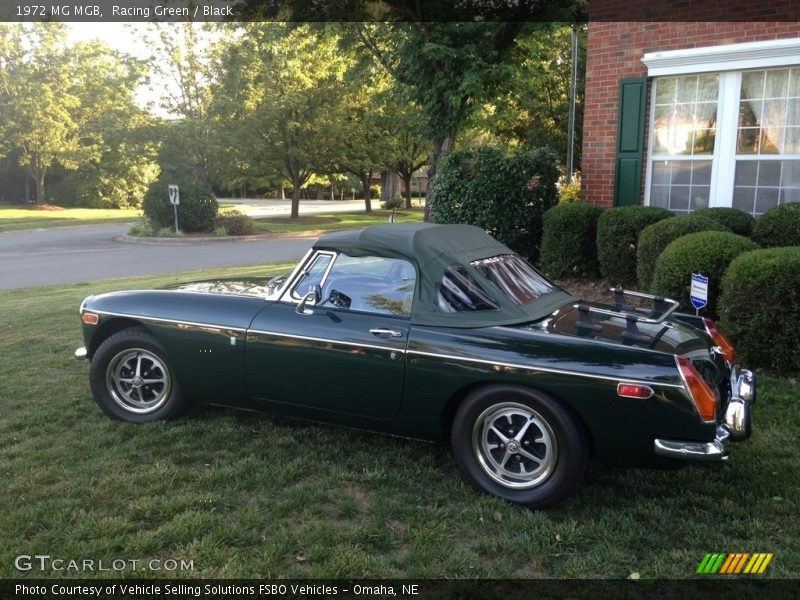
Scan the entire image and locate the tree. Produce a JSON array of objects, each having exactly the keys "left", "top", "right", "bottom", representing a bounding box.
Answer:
[
  {"left": 467, "top": 24, "right": 586, "bottom": 170},
  {"left": 0, "top": 24, "right": 154, "bottom": 205},
  {"left": 220, "top": 24, "right": 350, "bottom": 218},
  {"left": 0, "top": 24, "right": 81, "bottom": 203}
]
